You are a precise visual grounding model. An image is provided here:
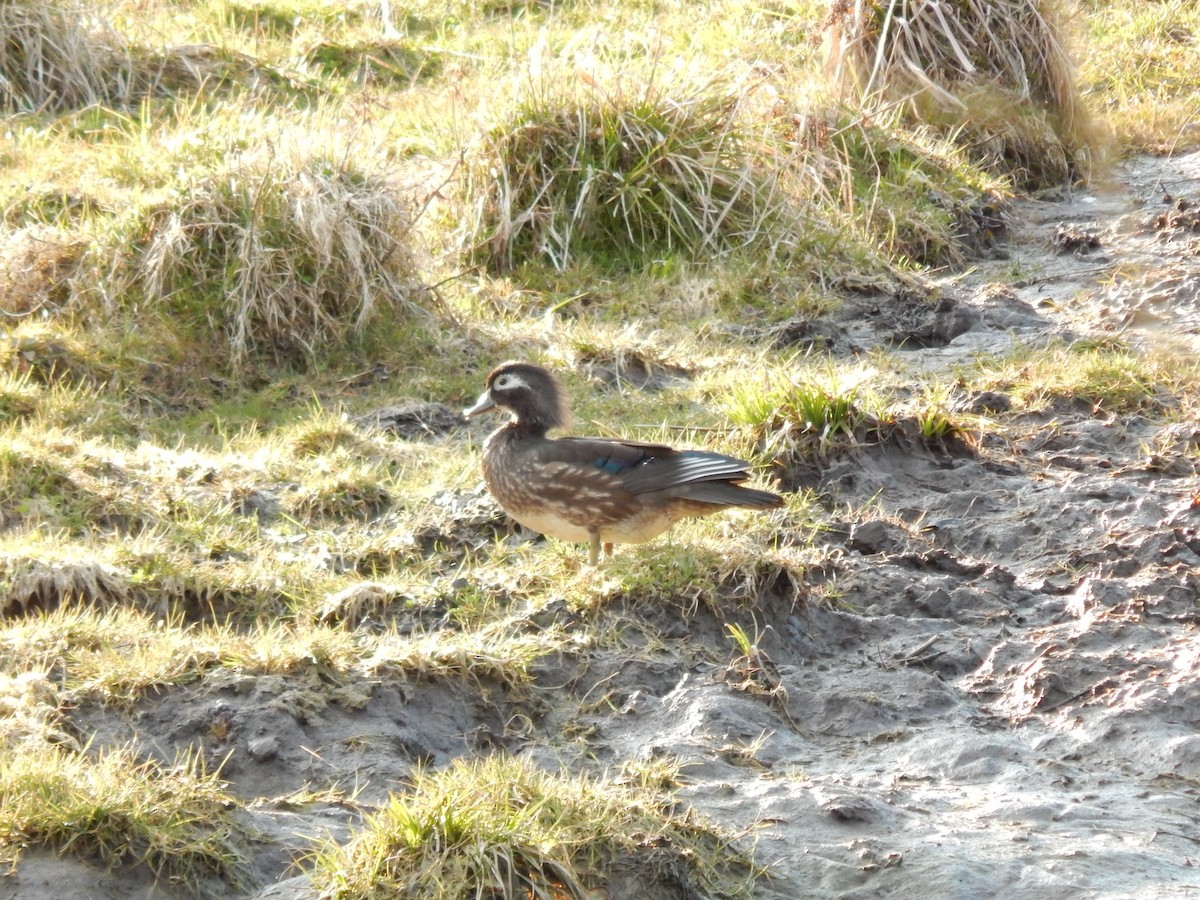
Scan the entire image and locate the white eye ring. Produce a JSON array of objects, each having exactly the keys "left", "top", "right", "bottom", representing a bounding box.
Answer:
[{"left": 493, "top": 373, "right": 526, "bottom": 391}]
